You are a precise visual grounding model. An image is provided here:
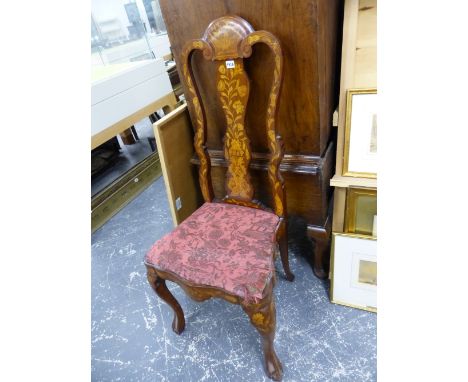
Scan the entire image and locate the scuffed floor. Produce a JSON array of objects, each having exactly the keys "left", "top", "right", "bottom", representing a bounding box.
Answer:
[{"left": 91, "top": 177, "right": 377, "bottom": 381}]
